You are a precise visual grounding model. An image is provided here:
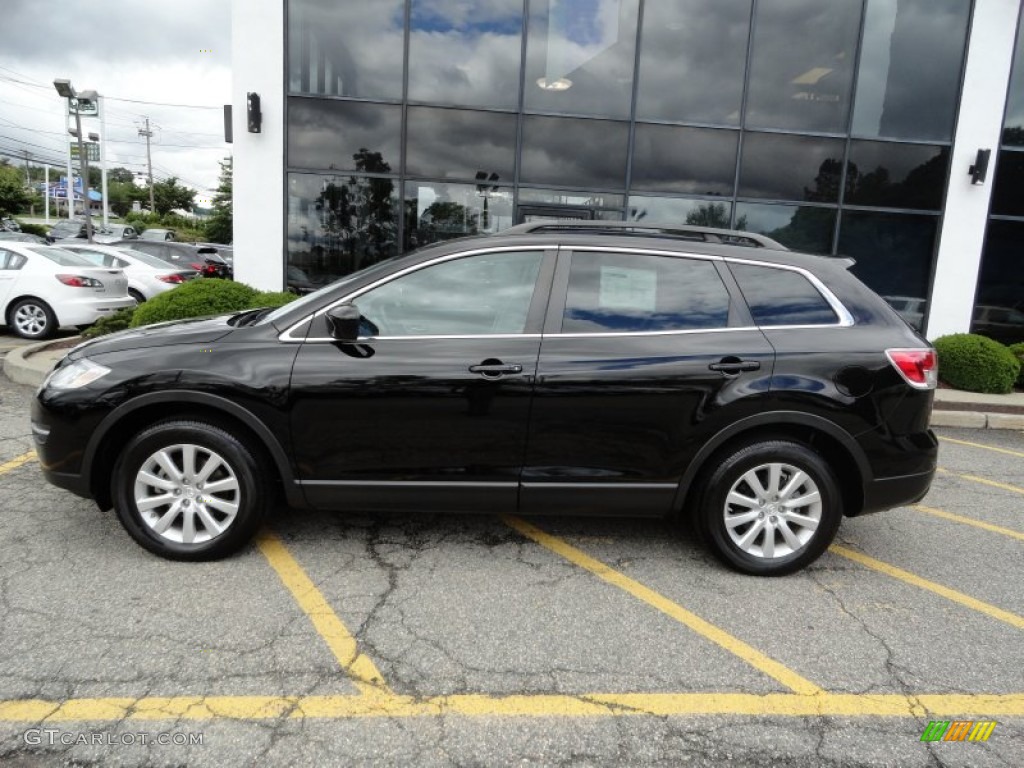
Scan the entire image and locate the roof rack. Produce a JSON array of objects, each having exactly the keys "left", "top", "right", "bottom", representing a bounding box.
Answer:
[{"left": 502, "top": 221, "right": 788, "bottom": 250}]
